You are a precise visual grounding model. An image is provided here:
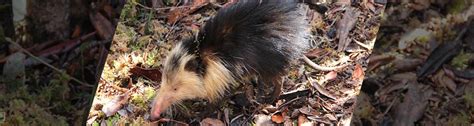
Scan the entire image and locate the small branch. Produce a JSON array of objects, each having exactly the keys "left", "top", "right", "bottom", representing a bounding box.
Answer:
[
  {"left": 303, "top": 56, "right": 348, "bottom": 71},
  {"left": 230, "top": 114, "right": 244, "bottom": 124},
  {"left": 5, "top": 38, "right": 93, "bottom": 88},
  {"left": 150, "top": 118, "right": 189, "bottom": 126},
  {"left": 135, "top": 2, "right": 191, "bottom": 11}
]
